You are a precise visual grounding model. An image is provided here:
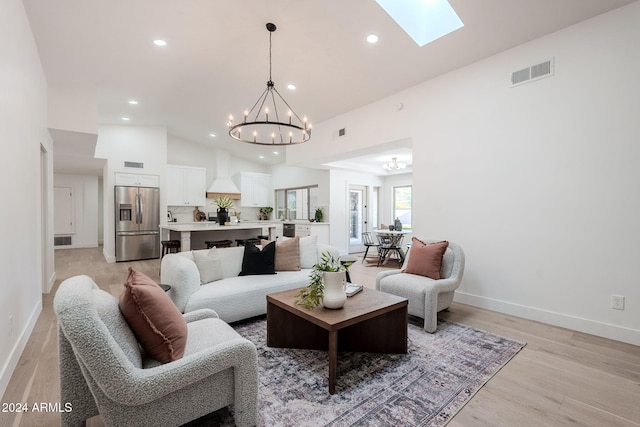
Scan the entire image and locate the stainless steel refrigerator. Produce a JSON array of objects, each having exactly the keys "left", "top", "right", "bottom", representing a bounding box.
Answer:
[{"left": 115, "top": 186, "right": 160, "bottom": 262}]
